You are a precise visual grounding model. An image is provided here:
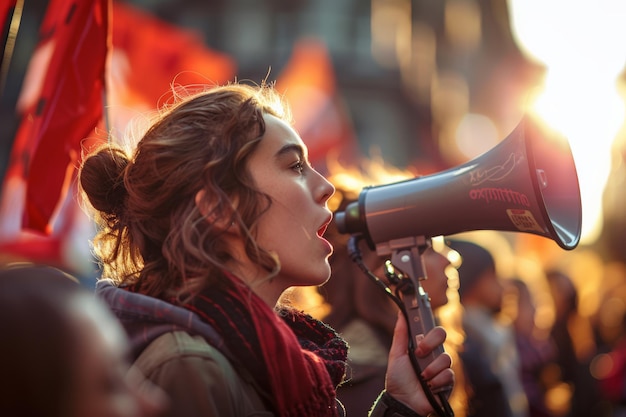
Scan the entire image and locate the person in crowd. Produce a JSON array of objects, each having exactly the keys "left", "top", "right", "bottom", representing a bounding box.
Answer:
[
  {"left": 594, "top": 311, "right": 626, "bottom": 417},
  {"left": 78, "top": 81, "right": 454, "bottom": 417},
  {"left": 449, "top": 239, "right": 529, "bottom": 417},
  {"left": 0, "top": 263, "right": 166, "bottom": 417},
  {"left": 545, "top": 269, "right": 605, "bottom": 417},
  {"left": 506, "top": 277, "right": 557, "bottom": 417}
]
